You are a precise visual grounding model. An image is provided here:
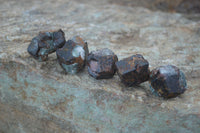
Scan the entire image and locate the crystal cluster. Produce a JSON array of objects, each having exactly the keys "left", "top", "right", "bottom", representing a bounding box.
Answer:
[
  {"left": 27, "top": 29, "right": 65, "bottom": 61},
  {"left": 27, "top": 29, "right": 187, "bottom": 98}
]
